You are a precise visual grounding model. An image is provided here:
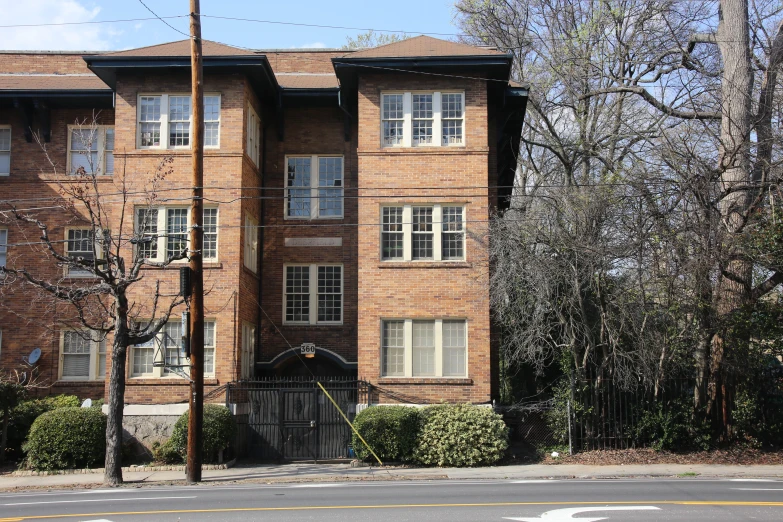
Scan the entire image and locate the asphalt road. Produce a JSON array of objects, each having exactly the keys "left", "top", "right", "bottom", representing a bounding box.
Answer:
[{"left": 0, "top": 478, "right": 781, "bottom": 521}]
